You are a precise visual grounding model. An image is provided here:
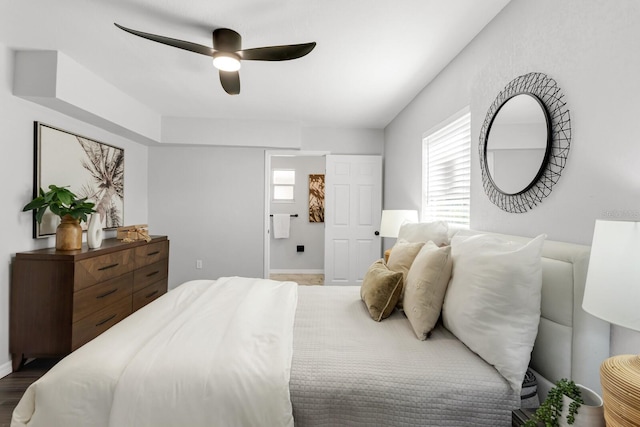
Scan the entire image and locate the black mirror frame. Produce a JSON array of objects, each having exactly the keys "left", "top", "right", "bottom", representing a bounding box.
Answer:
[{"left": 479, "top": 72, "right": 571, "bottom": 213}]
